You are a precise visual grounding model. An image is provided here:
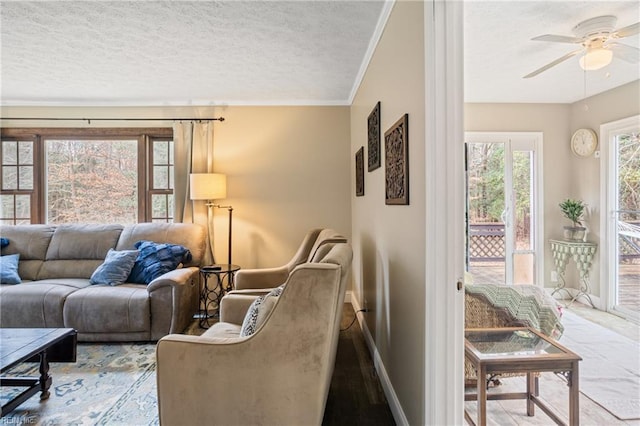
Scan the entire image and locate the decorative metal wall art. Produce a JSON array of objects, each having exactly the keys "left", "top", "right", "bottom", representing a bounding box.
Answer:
[
  {"left": 355, "top": 146, "right": 365, "bottom": 197},
  {"left": 367, "top": 101, "right": 381, "bottom": 171},
  {"left": 385, "top": 114, "right": 409, "bottom": 205}
]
